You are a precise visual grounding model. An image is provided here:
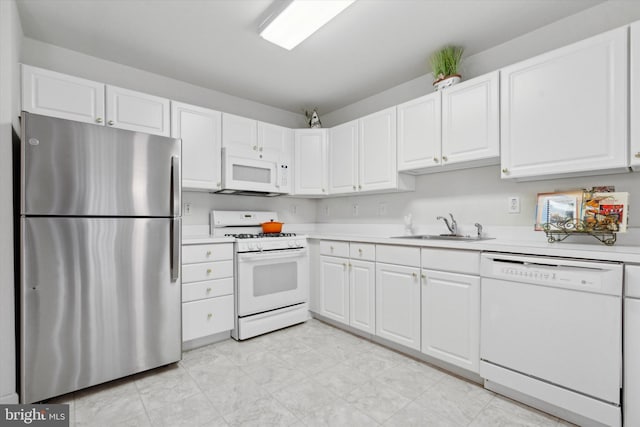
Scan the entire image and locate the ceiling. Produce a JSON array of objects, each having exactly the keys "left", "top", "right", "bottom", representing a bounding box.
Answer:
[{"left": 16, "top": 0, "right": 603, "bottom": 115}]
